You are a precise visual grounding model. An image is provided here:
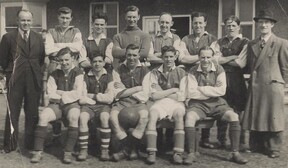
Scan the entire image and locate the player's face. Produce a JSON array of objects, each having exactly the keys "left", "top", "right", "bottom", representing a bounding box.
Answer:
[
  {"left": 58, "top": 53, "right": 74, "bottom": 71},
  {"left": 257, "top": 19, "right": 274, "bottom": 35},
  {"left": 92, "top": 18, "right": 106, "bottom": 35},
  {"left": 225, "top": 20, "right": 240, "bottom": 38},
  {"left": 192, "top": 16, "right": 207, "bottom": 35},
  {"left": 125, "top": 11, "right": 140, "bottom": 27},
  {"left": 199, "top": 49, "right": 213, "bottom": 71},
  {"left": 126, "top": 49, "right": 140, "bottom": 67},
  {"left": 162, "top": 51, "right": 176, "bottom": 68},
  {"left": 58, "top": 13, "right": 72, "bottom": 29},
  {"left": 158, "top": 14, "right": 173, "bottom": 34},
  {"left": 91, "top": 56, "right": 105, "bottom": 72},
  {"left": 17, "top": 11, "right": 33, "bottom": 32}
]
